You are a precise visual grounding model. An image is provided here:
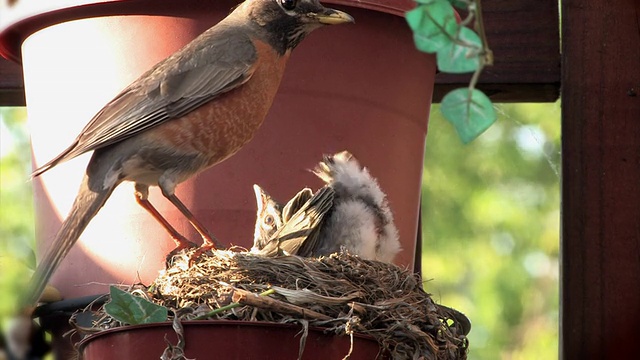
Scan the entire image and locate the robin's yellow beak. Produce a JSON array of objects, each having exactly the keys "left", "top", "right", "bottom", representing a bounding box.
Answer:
[{"left": 314, "top": 9, "right": 355, "bottom": 25}]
